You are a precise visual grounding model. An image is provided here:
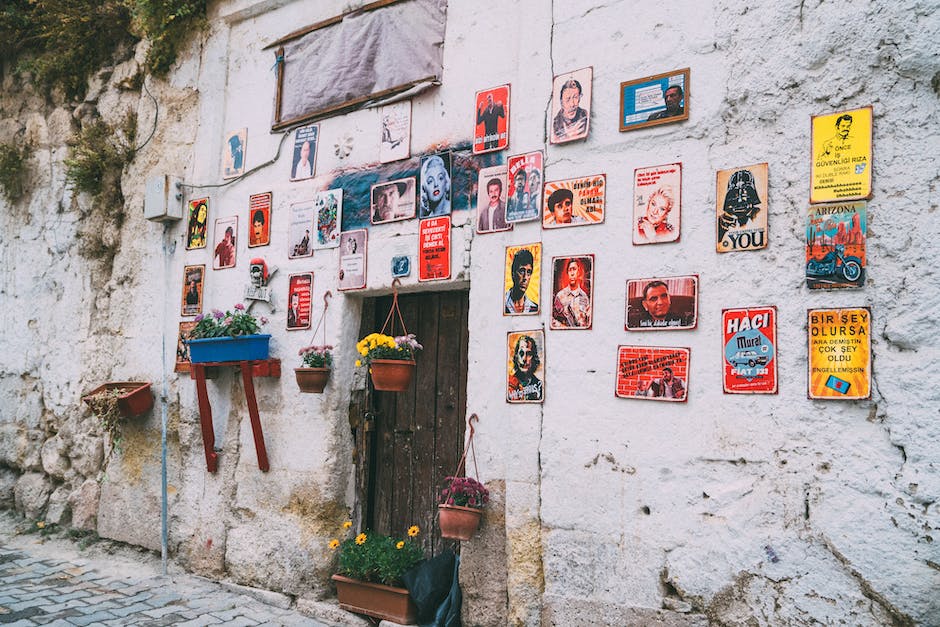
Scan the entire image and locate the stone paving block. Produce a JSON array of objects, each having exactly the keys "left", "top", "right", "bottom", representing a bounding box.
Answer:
[
  {"left": 30, "top": 608, "right": 84, "bottom": 625},
  {"left": 39, "top": 598, "right": 89, "bottom": 613},
  {"left": 7, "top": 597, "right": 49, "bottom": 612},
  {"left": 4, "top": 619, "right": 41, "bottom": 627},
  {"left": 67, "top": 611, "right": 118, "bottom": 626},
  {"left": 174, "top": 616, "right": 222, "bottom": 627},
  {"left": 140, "top": 605, "right": 183, "bottom": 619},
  {"left": 142, "top": 593, "right": 182, "bottom": 608},
  {"left": 107, "top": 601, "right": 151, "bottom": 618},
  {"left": 223, "top": 617, "right": 261, "bottom": 627}
]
